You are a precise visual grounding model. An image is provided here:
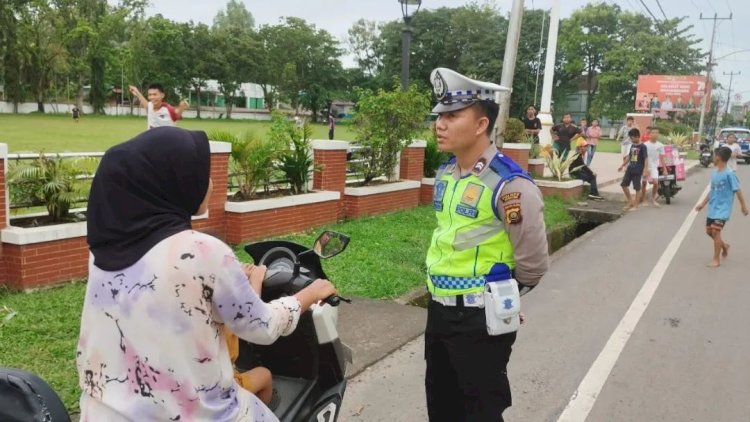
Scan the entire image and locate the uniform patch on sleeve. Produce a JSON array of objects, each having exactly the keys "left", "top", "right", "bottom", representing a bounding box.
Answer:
[
  {"left": 500, "top": 192, "right": 521, "bottom": 202},
  {"left": 503, "top": 204, "right": 522, "bottom": 225}
]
